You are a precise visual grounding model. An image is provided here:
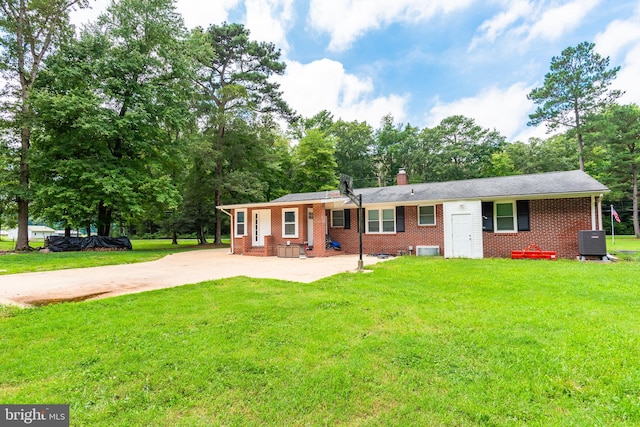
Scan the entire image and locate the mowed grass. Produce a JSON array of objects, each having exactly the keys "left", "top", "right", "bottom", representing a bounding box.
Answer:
[
  {"left": 0, "top": 239, "right": 16, "bottom": 251},
  {"left": 0, "top": 239, "right": 224, "bottom": 275},
  {"left": 1, "top": 257, "right": 639, "bottom": 426},
  {"left": 0, "top": 234, "right": 637, "bottom": 276},
  {"left": 608, "top": 235, "right": 640, "bottom": 261}
]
